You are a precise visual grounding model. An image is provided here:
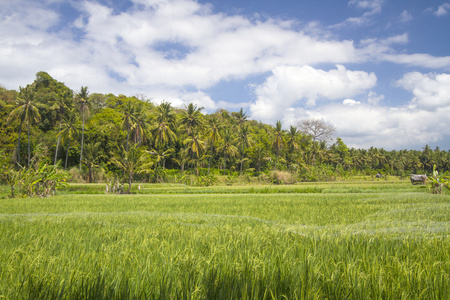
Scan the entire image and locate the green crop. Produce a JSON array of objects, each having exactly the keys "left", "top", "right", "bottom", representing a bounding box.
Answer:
[{"left": 1, "top": 187, "right": 449, "bottom": 299}]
